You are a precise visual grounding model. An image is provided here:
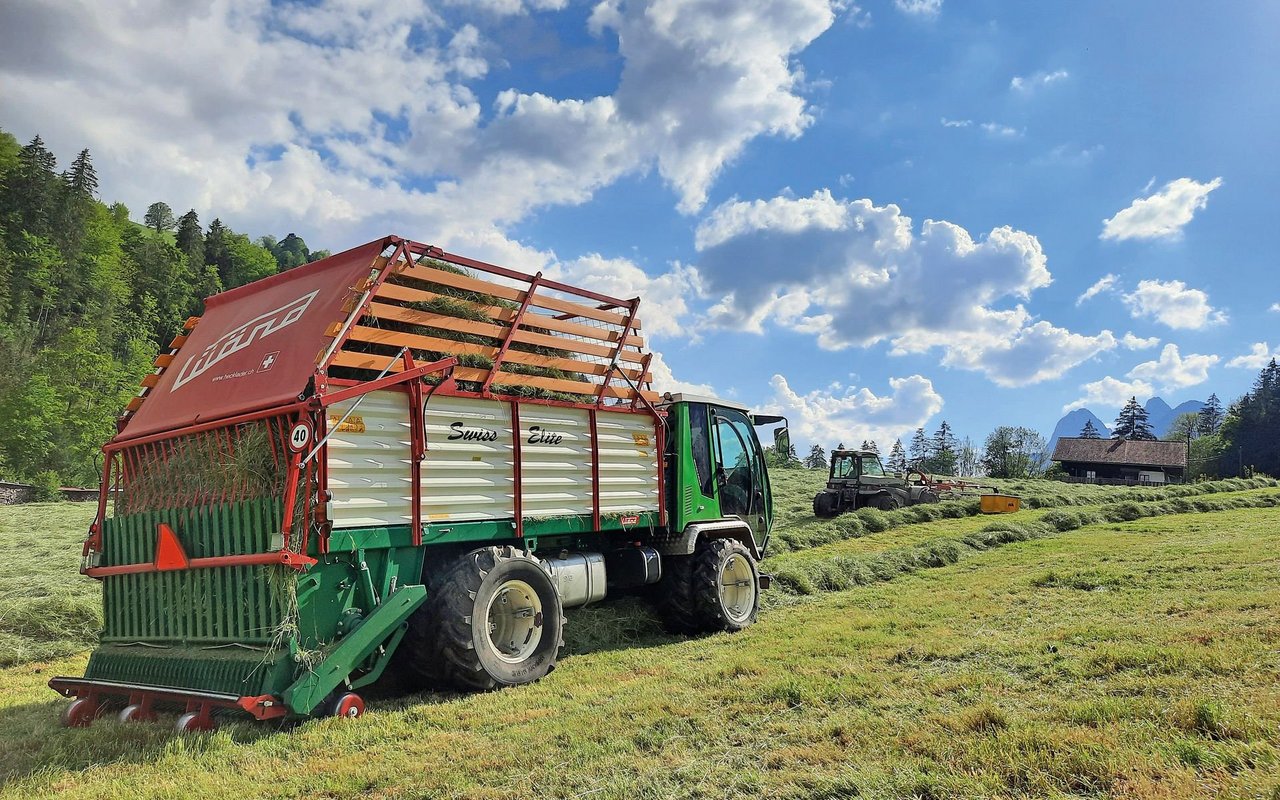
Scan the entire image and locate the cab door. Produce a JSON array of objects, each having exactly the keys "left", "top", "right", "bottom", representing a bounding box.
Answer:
[{"left": 710, "top": 407, "right": 769, "bottom": 548}]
